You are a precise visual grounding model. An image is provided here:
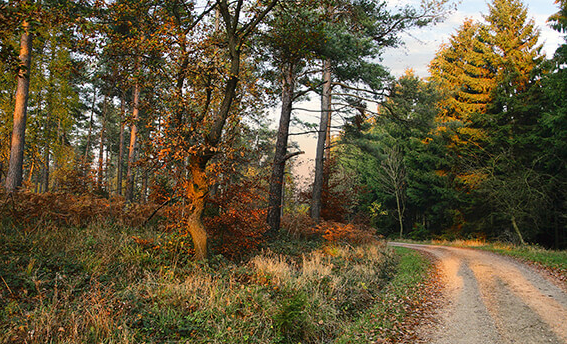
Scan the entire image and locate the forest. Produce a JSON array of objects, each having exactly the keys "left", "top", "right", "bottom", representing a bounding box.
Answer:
[
  {"left": 2, "top": 0, "right": 566, "bottom": 251},
  {"left": 1, "top": 0, "right": 566, "bottom": 244},
  {"left": 1, "top": 0, "right": 566, "bottom": 342}
]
